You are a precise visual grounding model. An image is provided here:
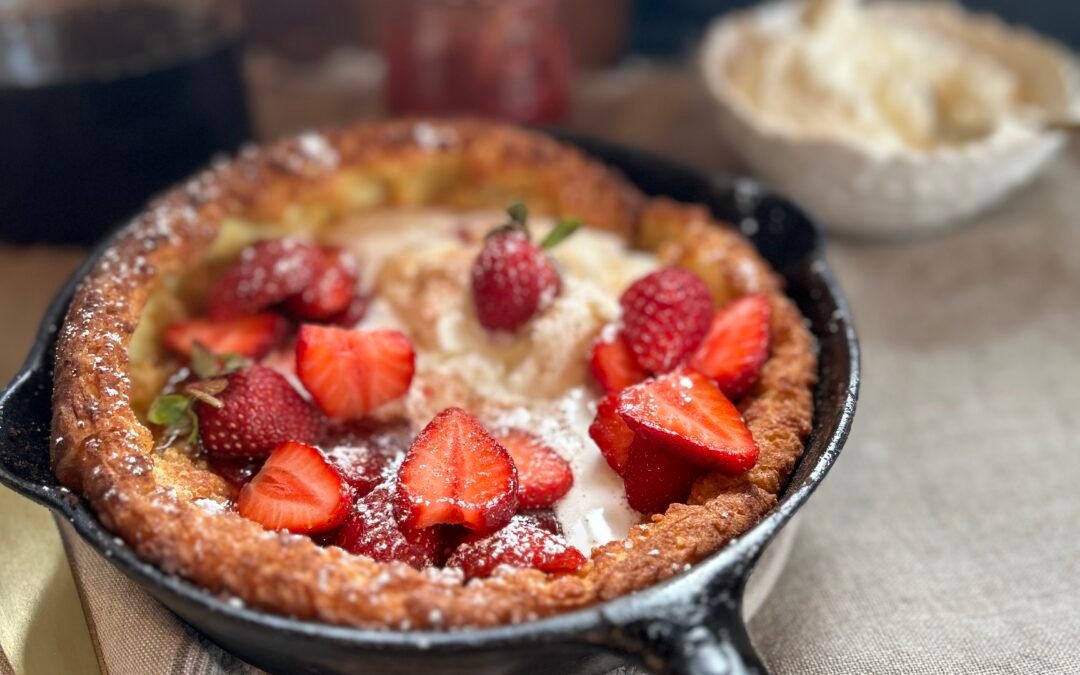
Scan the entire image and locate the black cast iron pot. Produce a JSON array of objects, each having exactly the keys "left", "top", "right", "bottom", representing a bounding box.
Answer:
[{"left": 0, "top": 133, "right": 859, "bottom": 675}]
